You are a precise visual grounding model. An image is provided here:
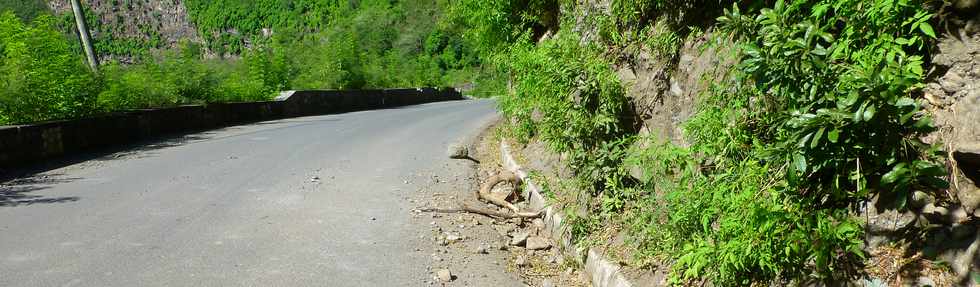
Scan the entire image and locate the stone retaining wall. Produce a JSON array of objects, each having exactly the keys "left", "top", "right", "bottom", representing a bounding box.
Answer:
[{"left": 0, "top": 88, "right": 462, "bottom": 169}]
